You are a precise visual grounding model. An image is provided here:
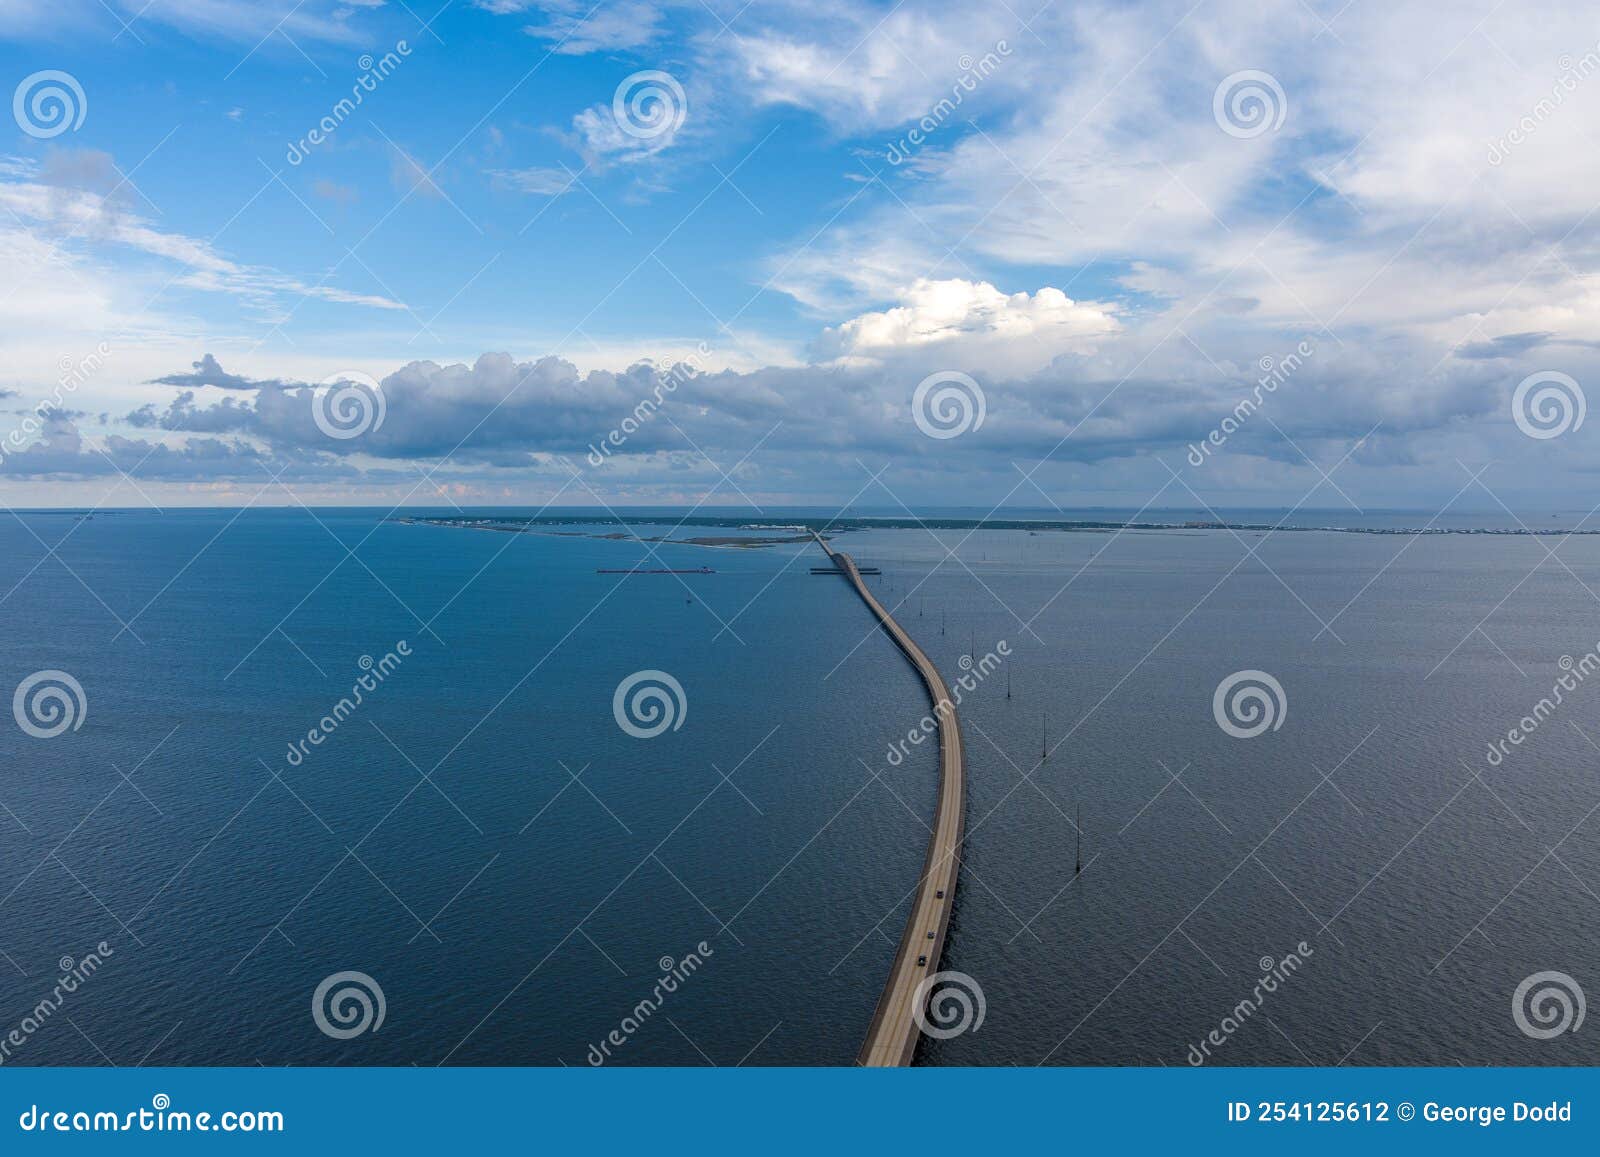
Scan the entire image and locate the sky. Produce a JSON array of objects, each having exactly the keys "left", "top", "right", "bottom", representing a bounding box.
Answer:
[{"left": 2, "top": 0, "right": 1600, "bottom": 511}]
